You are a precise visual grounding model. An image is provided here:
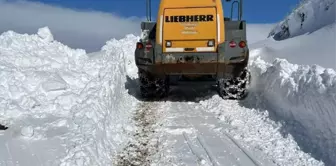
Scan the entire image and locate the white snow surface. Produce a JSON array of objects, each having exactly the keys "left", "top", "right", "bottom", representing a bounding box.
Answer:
[
  {"left": 149, "top": 96, "right": 324, "bottom": 166},
  {"left": 0, "top": 27, "right": 139, "bottom": 165},
  {"left": 0, "top": 4, "right": 335, "bottom": 165}
]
